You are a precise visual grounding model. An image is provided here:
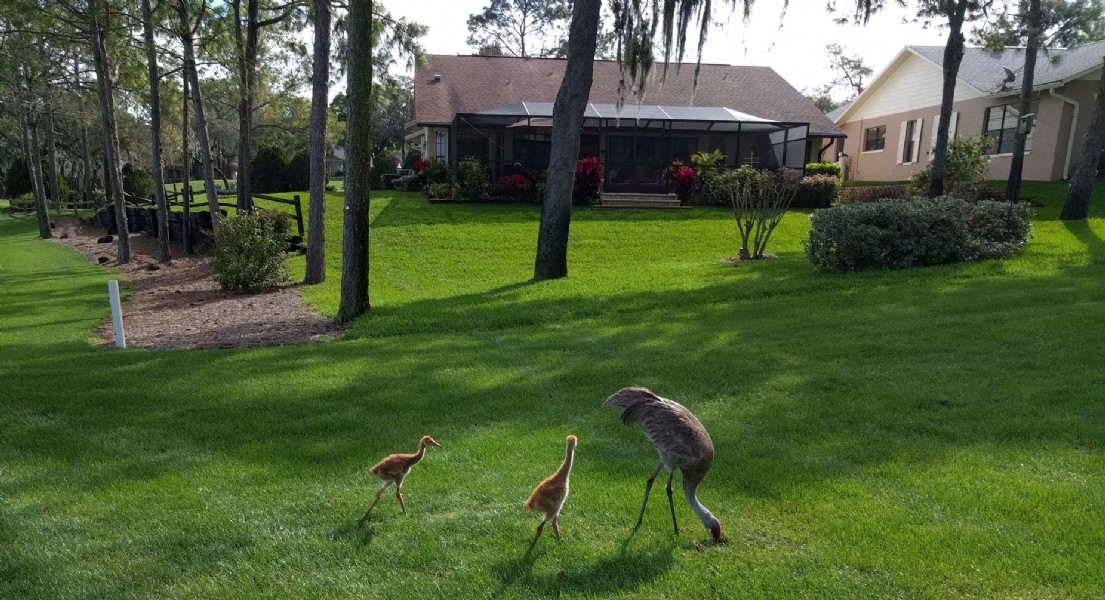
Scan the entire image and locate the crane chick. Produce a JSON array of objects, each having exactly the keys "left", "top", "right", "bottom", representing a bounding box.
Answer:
[
  {"left": 524, "top": 435, "right": 577, "bottom": 550},
  {"left": 358, "top": 435, "right": 441, "bottom": 526},
  {"left": 603, "top": 387, "right": 724, "bottom": 542}
]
